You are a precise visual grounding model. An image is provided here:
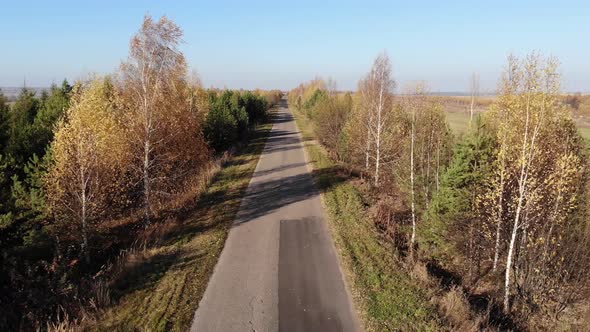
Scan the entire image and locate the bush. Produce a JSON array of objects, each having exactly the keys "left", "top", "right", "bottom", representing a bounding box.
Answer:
[
  {"left": 437, "top": 286, "right": 479, "bottom": 330},
  {"left": 303, "top": 89, "right": 327, "bottom": 118},
  {"left": 565, "top": 93, "right": 582, "bottom": 110},
  {"left": 204, "top": 90, "right": 271, "bottom": 152},
  {"left": 313, "top": 93, "right": 352, "bottom": 161},
  {"left": 204, "top": 104, "right": 238, "bottom": 152},
  {"left": 243, "top": 91, "right": 269, "bottom": 125},
  {"left": 259, "top": 90, "right": 282, "bottom": 108}
]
